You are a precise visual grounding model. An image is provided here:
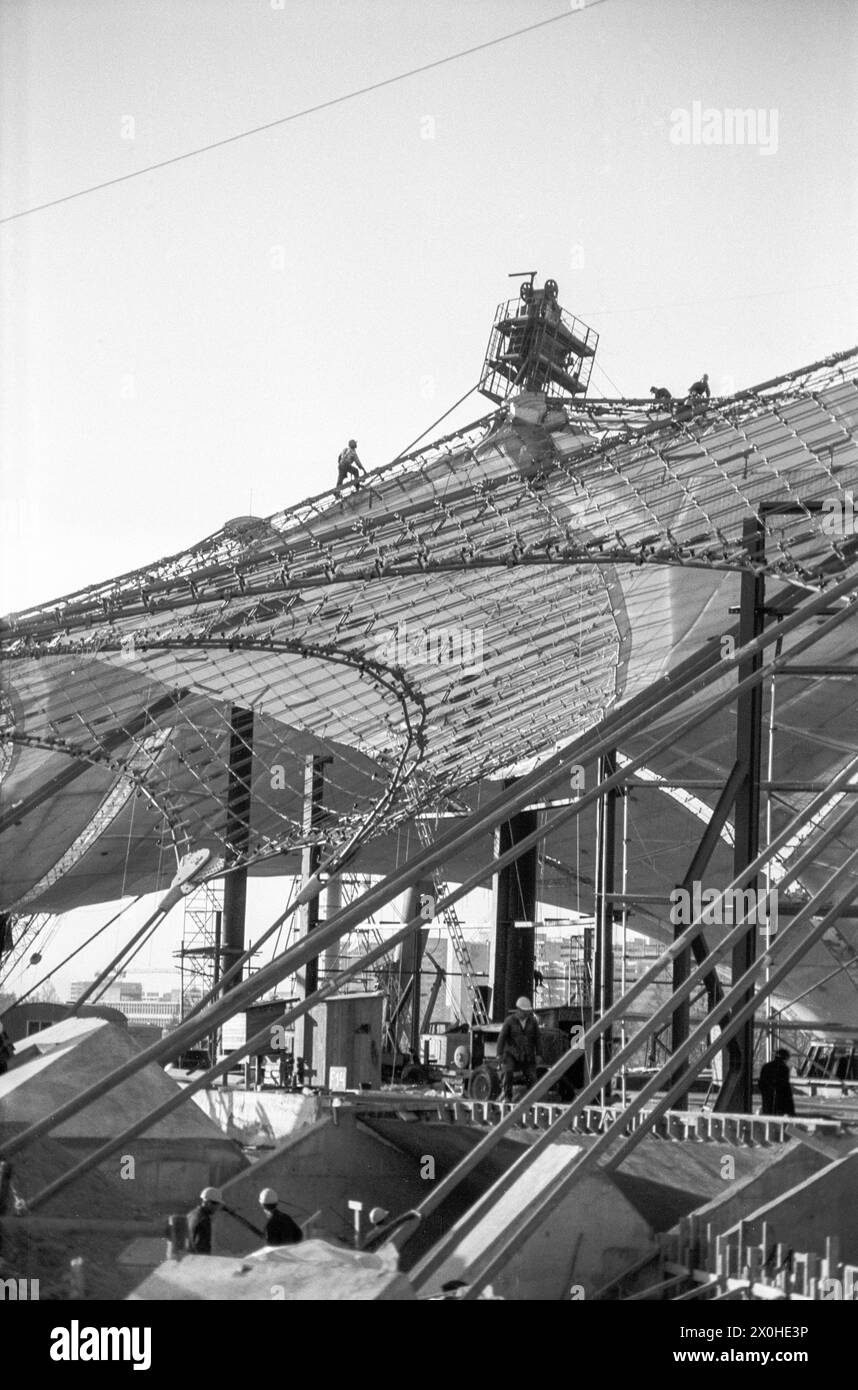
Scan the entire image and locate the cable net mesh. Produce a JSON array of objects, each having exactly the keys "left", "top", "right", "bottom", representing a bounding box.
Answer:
[{"left": 2, "top": 348, "right": 857, "bottom": 911}]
